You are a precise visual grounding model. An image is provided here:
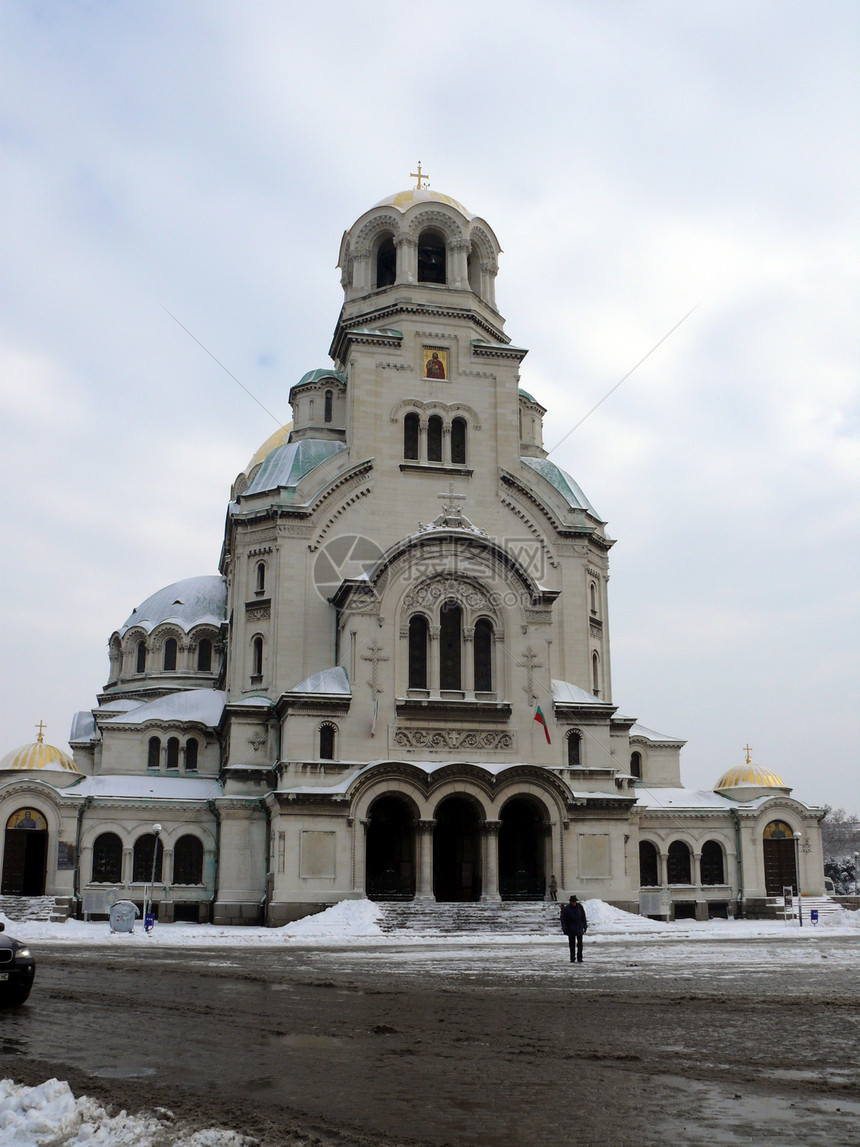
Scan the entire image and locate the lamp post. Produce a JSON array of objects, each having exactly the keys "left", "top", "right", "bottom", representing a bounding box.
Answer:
[
  {"left": 792, "top": 831, "right": 803, "bottom": 928},
  {"left": 145, "top": 823, "right": 162, "bottom": 932},
  {"left": 854, "top": 851, "right": 859, "bottom": 897}
]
